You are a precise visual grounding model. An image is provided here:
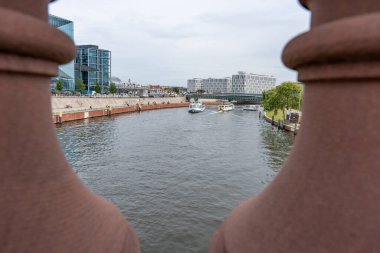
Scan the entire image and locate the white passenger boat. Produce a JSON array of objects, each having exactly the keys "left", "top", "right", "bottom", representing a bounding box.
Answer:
[
  {"left": 218, "top": 102, "right": 235, "bottom": 112},
  {"left": 243, "top": 105, "right": 259, "bottom": 111},
  {"left": 188, "top": 101, "right": 206, "bottom": 113}
]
